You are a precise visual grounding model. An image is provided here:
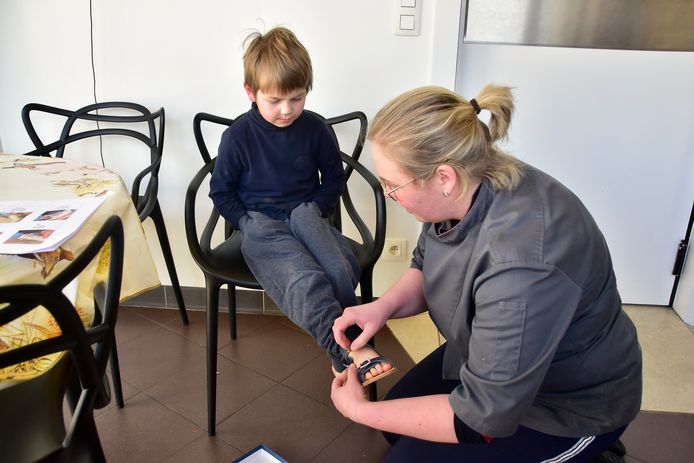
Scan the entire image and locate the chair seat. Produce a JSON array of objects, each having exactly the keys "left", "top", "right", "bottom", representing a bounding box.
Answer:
[
  {"left": 204, "top": 232, "right": 370, "bottom": 288},
  {"left": 203, "top": 232, "right": 262, "bottom": 288},
  {"left": 0, "top": 355, "right": 71, "bottom": 463},
  {"left": 345, "top": 237, "right": 372, "bottom": 271}
]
